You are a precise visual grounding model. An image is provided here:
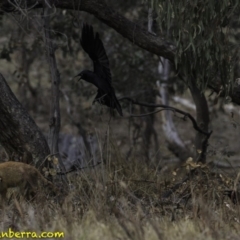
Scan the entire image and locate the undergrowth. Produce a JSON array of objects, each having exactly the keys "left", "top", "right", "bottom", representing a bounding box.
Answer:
[{"left": 0, "top": 146, "right": 240, "bottom": 240}]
